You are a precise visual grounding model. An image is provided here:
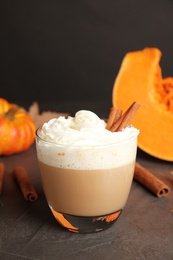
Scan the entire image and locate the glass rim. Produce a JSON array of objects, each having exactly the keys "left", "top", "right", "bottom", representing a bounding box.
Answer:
[{"left": 35, "top": 126, "right": 138, "bottom": 149}]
